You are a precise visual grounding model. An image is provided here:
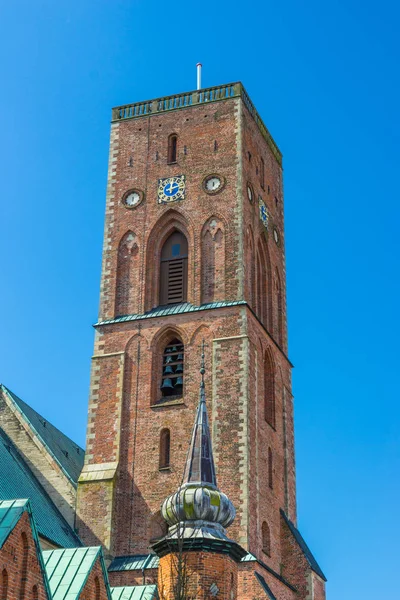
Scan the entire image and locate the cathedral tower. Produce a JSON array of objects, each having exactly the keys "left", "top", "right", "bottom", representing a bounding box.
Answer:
[{"left": 76, "top": 81, "right": 307, "bottom": 587}]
